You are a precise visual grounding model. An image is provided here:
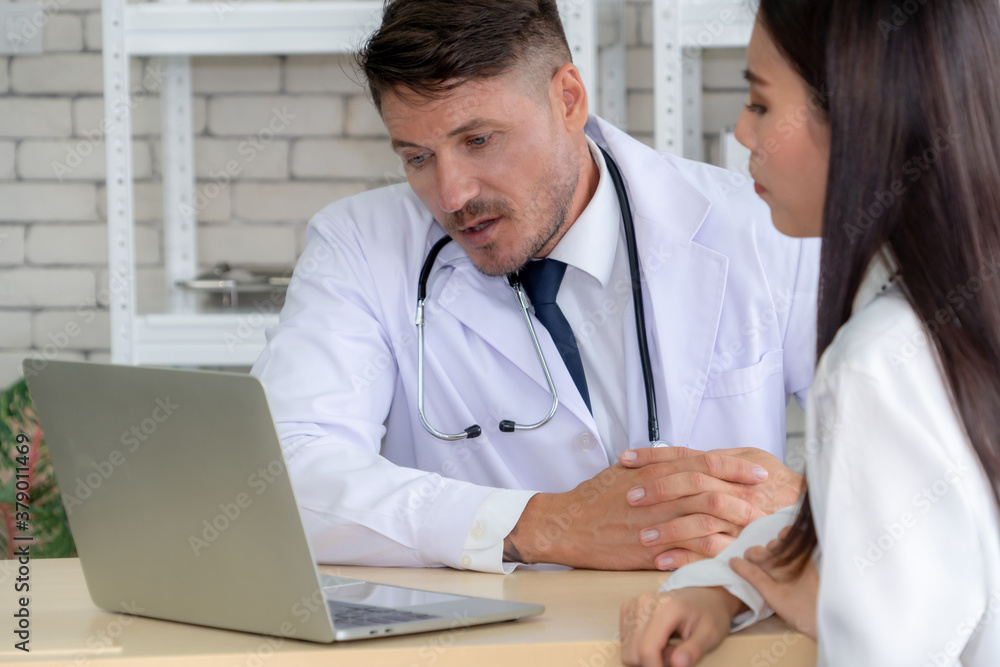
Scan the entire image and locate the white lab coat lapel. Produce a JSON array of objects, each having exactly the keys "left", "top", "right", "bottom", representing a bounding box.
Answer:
[
  {"left": 427, "top": 231, "right": 599, "bottom": 433},
  {"left": 590, "top": 118, "right": 729, "bottom": 448}
]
